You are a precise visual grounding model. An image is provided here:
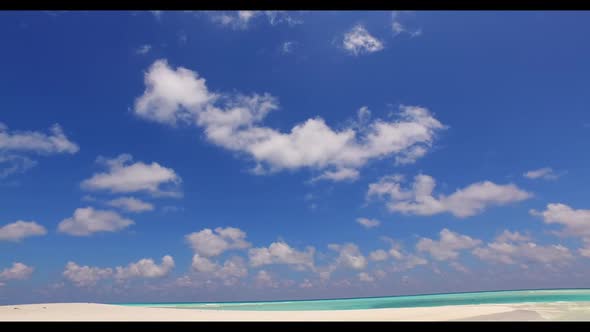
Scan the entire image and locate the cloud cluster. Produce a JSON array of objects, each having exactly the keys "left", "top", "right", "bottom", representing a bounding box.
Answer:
[
  {"left": 133, "top": 60, "right": 446, "bottom": 182},
  {"left": 186, "top": 227, "right": 251, "bottom": 258},
  {"left": 249, "top": 241, "right": 315, "bottom": 270},
  {"left": 416, "top": 228, "right": 481, "bottom": 261},
  {"left": 368, "top": 174, "right": 532, "bottom": 217},
  {"left": 209, "top": 11, "right": 301, "bottom": 30},
  {"left": 107, "top": 197, "right": 154, "bottom": 213}
]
